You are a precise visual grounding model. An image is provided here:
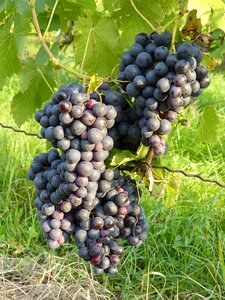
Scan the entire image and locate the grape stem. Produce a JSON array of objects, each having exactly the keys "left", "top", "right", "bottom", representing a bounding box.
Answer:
[
  {"left": 146, "top": 148, "right": 154, "bottom": 165},
  {"left": 130, "top": 0, "right": 158, "bottom": 33},
  {"left": 30, "top": 0, "right": 93, "bottom": 80},
  {"left": 145, "top": 148, "right": 154, "bottom": 192},
  {"left": 43, "top": 0, "right": 59, "bottom": 38},
  {"left": 171, "top": 19, "right": 179, "bottom": 53},
  {"left": 161, "top": 11, "right": 187, "bottom": 32}
]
